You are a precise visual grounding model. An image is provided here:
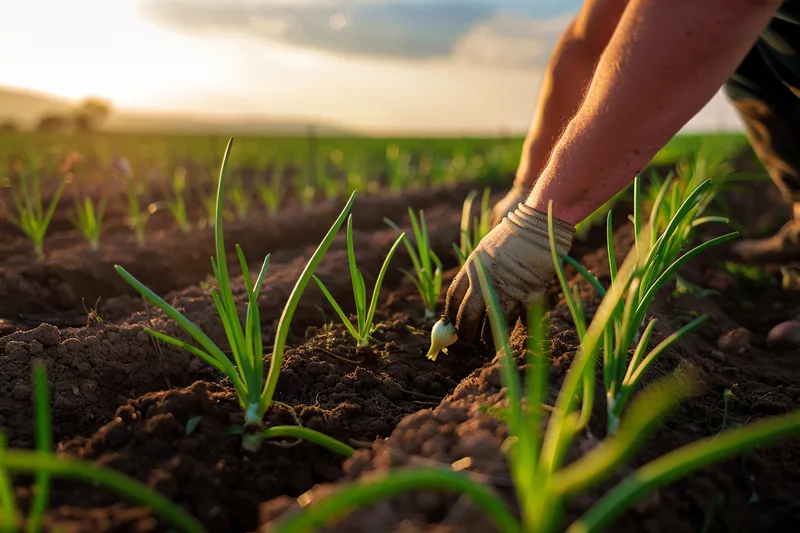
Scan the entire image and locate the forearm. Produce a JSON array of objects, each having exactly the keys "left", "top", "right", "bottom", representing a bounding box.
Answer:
[
  {"left": 526, "top": 0, "right": 781, "bottom": 225},
  {"left": 517, "top": 0, "right": 628, "bottom": 188},
  {"left": 516, "top": 29, "right": 600, "bottom": 186}
]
